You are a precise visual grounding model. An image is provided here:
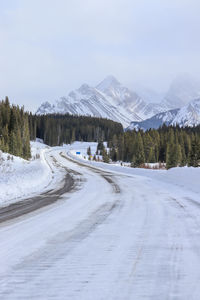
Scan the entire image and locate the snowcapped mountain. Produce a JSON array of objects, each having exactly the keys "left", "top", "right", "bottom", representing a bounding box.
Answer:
[
  {"left": 127, "top": 109, "right": 179, "bottom": 131},
  {"left": 36, "top": 76, "right": 164, "bottom": 127},
  {"left": 163, "top": 74, "right": 200, "bottom": 109},
  {"left": 36, "top": 101, "right": 56, "bottom": 114},
  {"left": 127, "top": 98, "right": 200, "bottom": 131},
  {"left": 171, "top": 98, "right": 200, "bottom": 127},
  {"left": 37, "top": 80, "right": 141, "bottom": 127},
  {"left": 37, "top": 74, "right": 200, "bottom": 128},
  {"left": 96, "top": 76, "right": 164, "bottom": 120}
]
